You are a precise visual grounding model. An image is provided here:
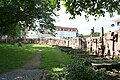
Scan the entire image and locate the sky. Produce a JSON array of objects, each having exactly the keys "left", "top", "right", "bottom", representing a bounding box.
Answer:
[{"left": 53, "top": 5, "right": 113, "bottom": 35}]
